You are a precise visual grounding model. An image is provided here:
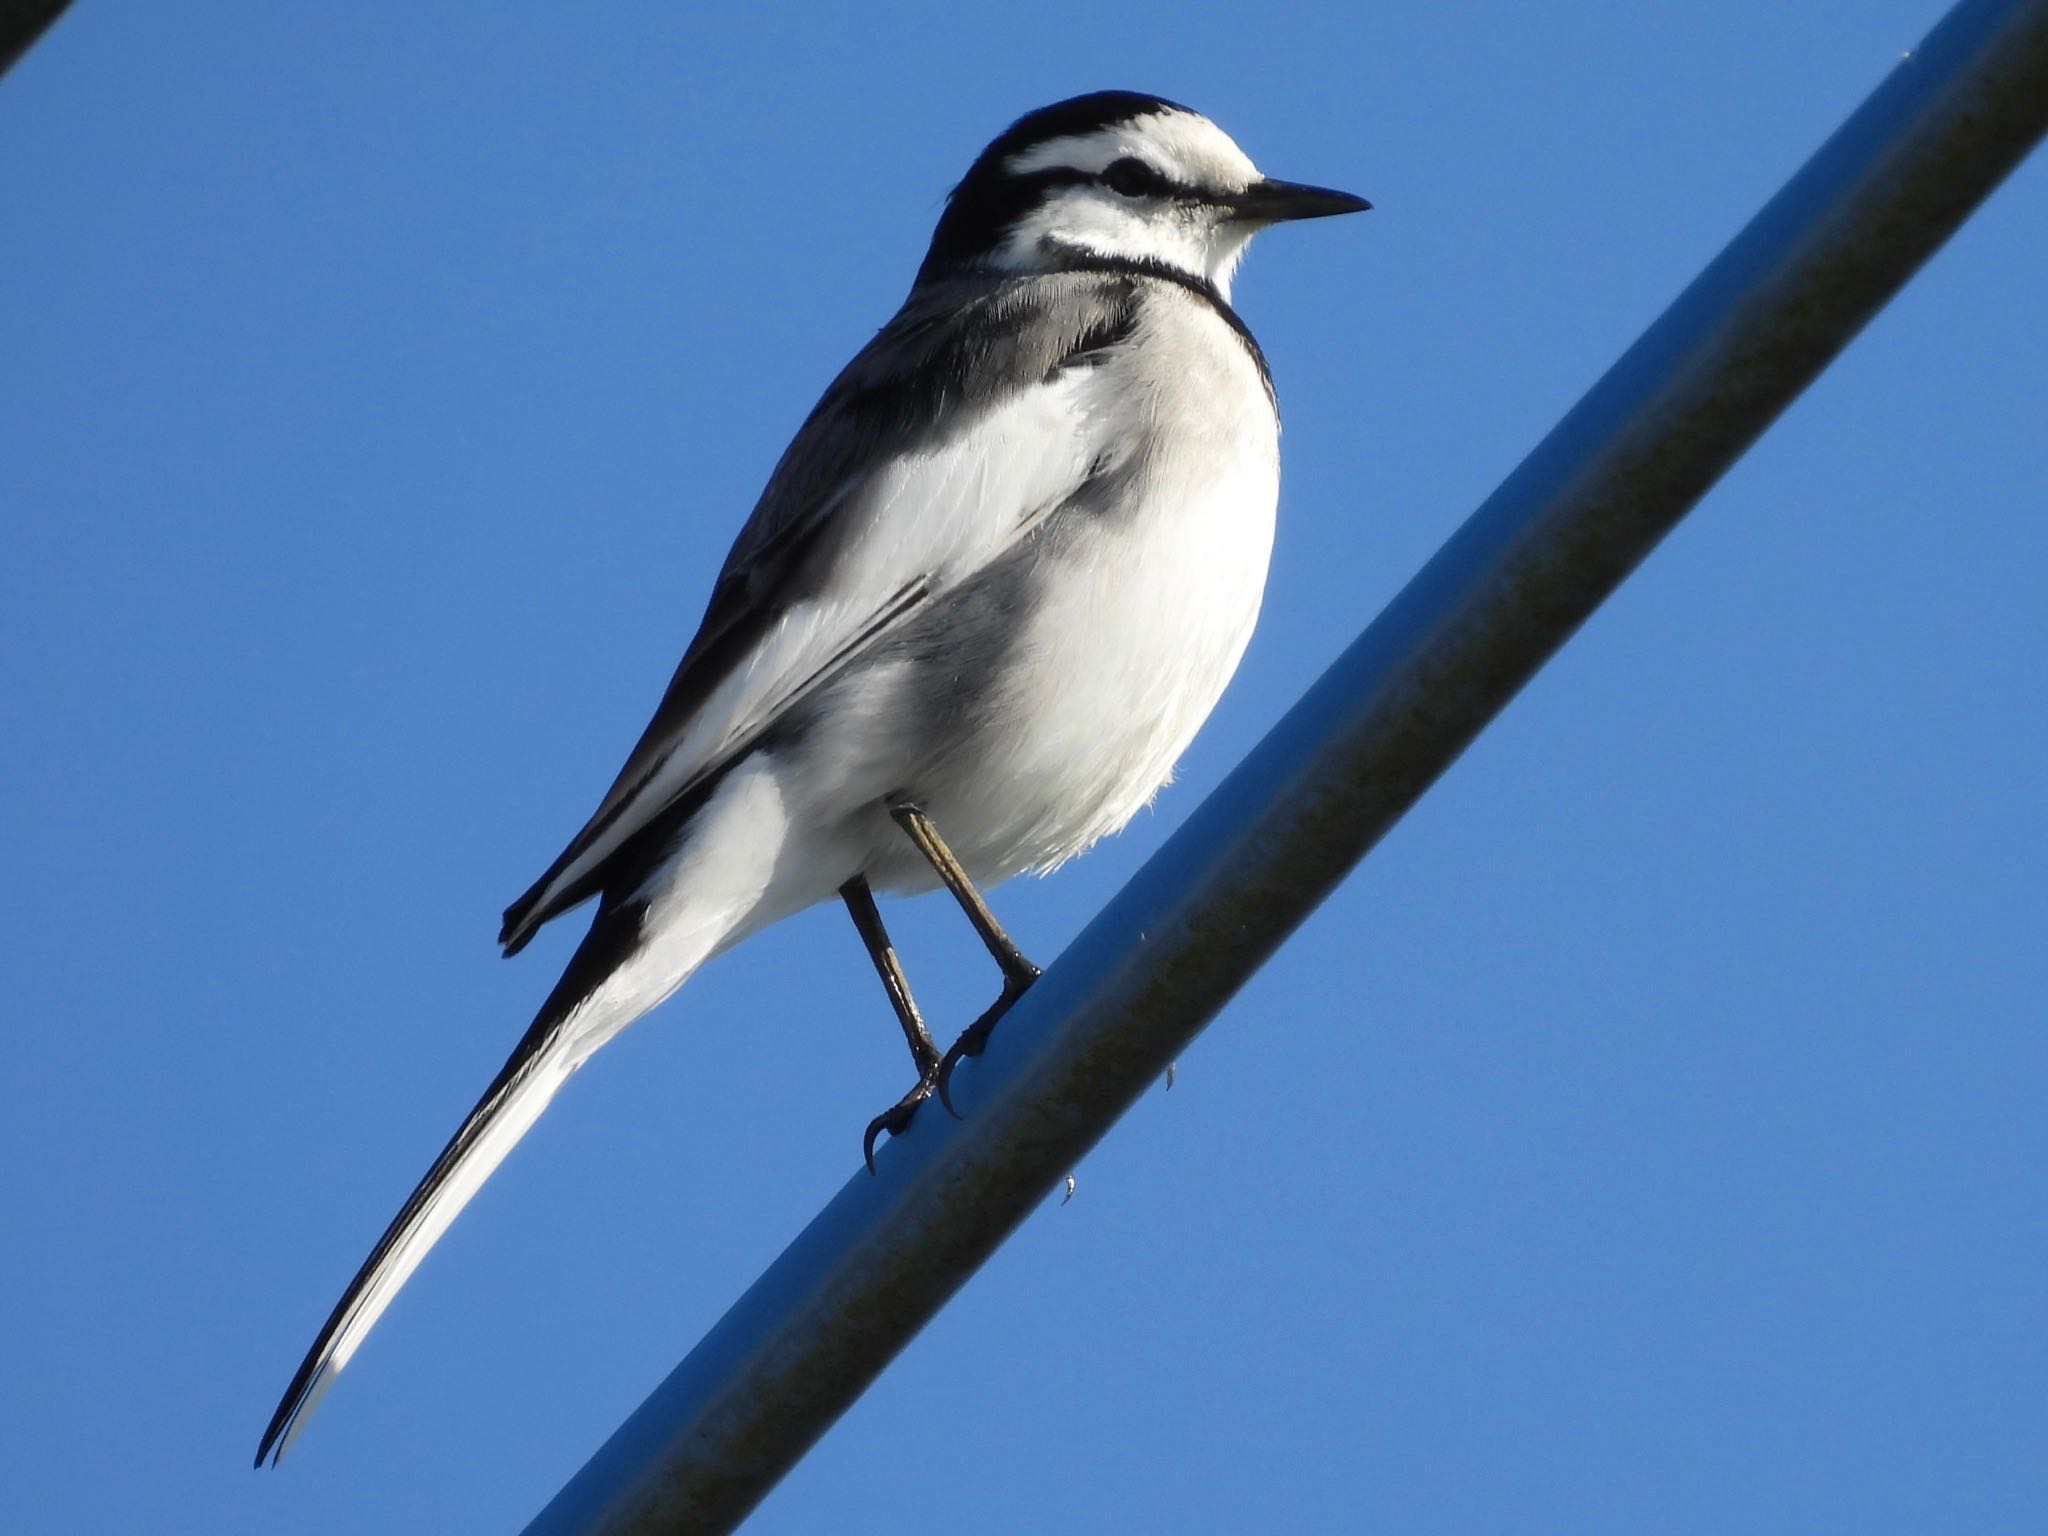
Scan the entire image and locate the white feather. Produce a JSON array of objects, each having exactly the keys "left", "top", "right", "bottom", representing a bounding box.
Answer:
[
  {"left": 262, "top": 93, "right": 1360, "bottom": 1464},
  {"left": 529, "top": 368, "right": 1108, "bottom": 923},
  {"left": 268, "top": 760, "right": 795, "bottom": 1457}
]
